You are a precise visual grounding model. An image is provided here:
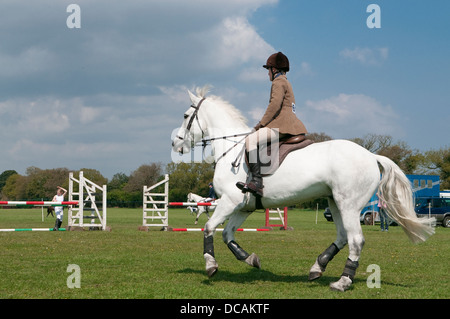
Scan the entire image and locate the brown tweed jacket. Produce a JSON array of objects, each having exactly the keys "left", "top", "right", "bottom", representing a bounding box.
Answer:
[{"left": 255, "top": 74, "right": 307, "bottom": 135}]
